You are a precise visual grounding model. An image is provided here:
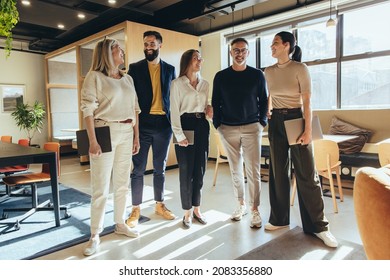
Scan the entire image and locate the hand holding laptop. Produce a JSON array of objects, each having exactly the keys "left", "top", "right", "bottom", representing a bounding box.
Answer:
[
  {"left": 284, "top": 115, "right": 323, "bottom": 145},
  {"left": 173, "top": 130, "right": 194, "bottom": 146}
]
